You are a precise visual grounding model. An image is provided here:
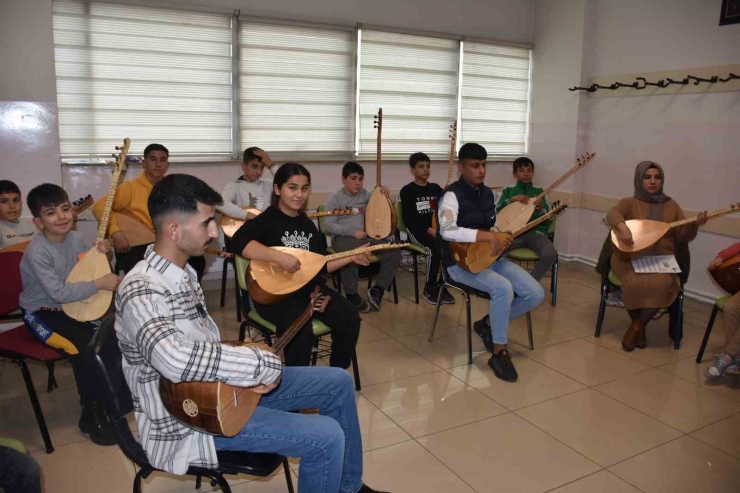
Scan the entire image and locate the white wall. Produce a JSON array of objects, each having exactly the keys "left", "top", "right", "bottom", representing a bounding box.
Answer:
[{"left": 532, "top": 0, "right": 740, "bottom": 300}]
